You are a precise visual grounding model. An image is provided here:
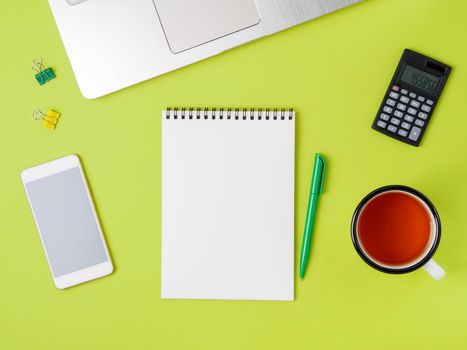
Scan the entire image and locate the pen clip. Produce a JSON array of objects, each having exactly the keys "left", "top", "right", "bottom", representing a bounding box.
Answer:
[{"left": 316, "top": 154, "right": 326, "bottom": 193}]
